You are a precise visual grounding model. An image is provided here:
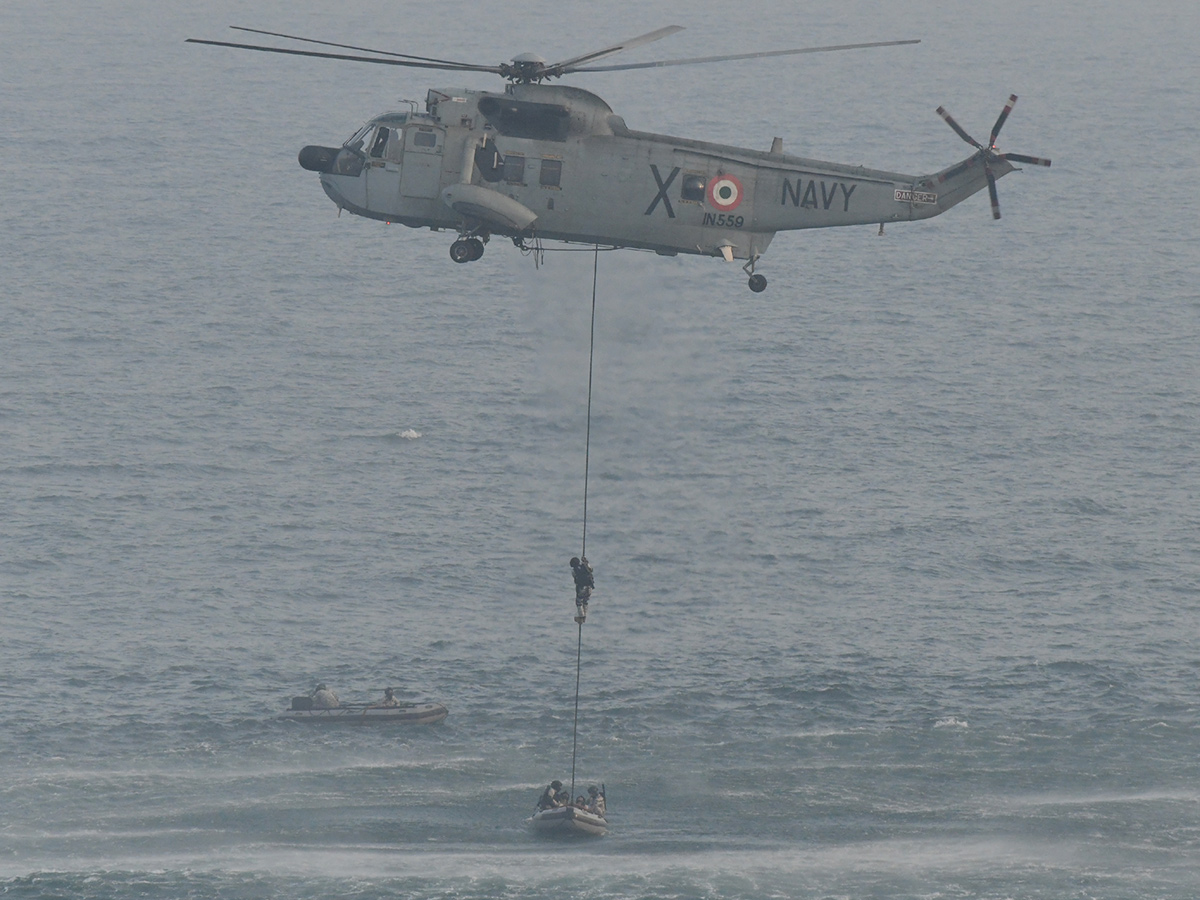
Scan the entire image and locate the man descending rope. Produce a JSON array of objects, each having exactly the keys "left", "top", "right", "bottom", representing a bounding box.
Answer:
[{"left": 570, "top": 556, "right": 594, "bottom": 621}]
